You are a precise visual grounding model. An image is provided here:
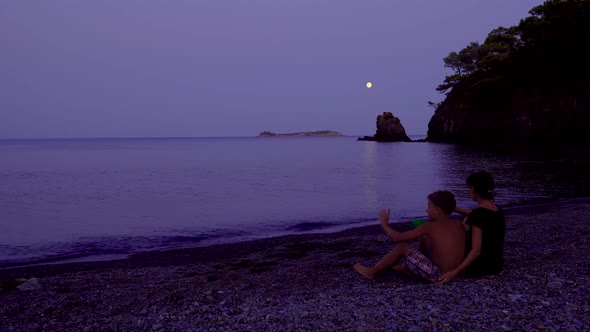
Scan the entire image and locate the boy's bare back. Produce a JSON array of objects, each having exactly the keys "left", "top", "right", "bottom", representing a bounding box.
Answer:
[{"left": 422, "top": 219, "right": 465, "bottom": 272}]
